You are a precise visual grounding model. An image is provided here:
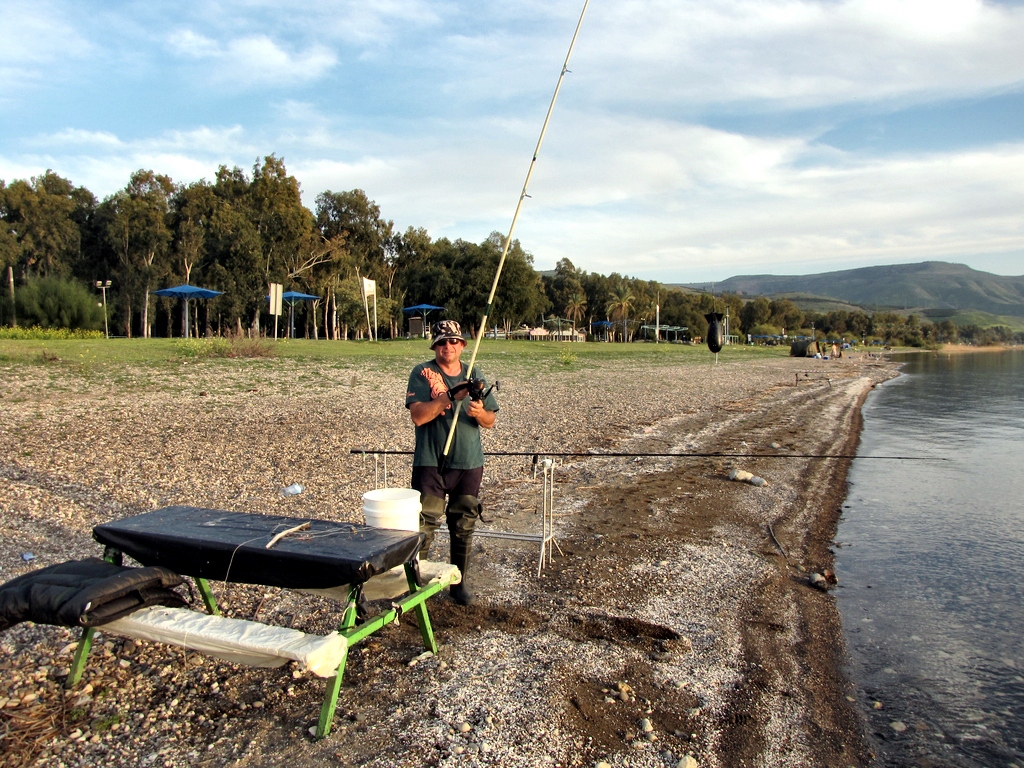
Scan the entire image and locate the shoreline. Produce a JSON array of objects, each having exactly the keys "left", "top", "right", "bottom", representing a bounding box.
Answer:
[
  {"left": 937, "top": 344, "right": 1018, "bottom": 354},
  {"left": 0, "top": 351, "right": 898, "bottom": 767}
]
